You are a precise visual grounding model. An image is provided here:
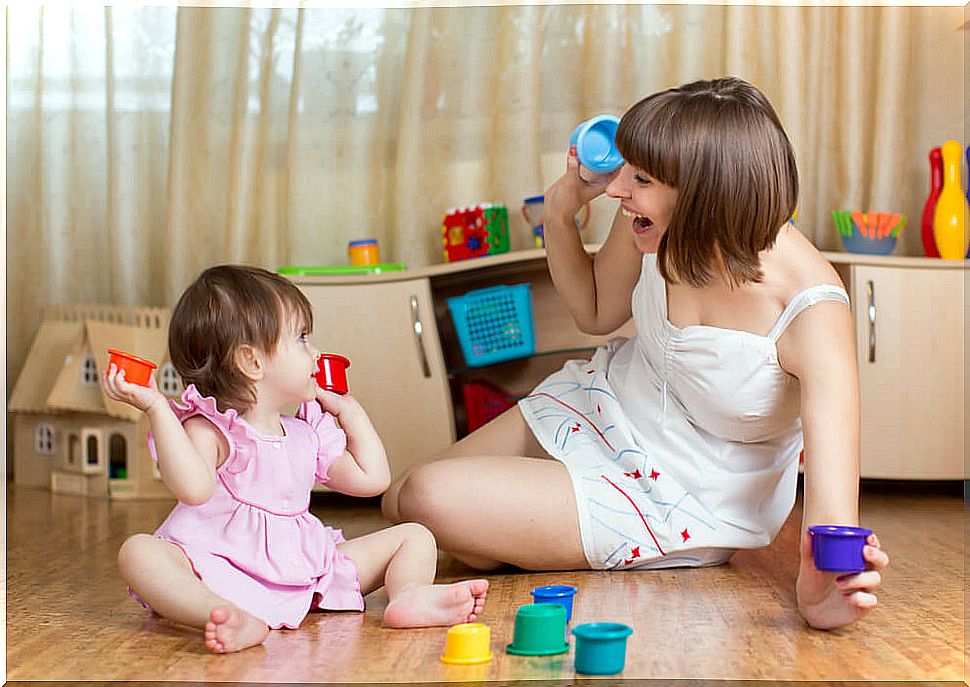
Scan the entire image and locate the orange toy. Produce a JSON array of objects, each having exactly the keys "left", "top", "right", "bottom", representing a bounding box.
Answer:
[{"left": 107, "top": 349, "right": 158, "bottom": 387}]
